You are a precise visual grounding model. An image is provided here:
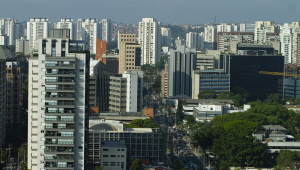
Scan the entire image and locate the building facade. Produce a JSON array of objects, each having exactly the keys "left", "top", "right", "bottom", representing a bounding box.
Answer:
[
  {"left": 27, "top": 37, "right": 90, "bottom": 169},
  {"left": 161, "top": 27, "right": 171, "bottom": 47},
  {"left": 138, "top": 18, "right": 161, "bottom": 65},
  {"left": 56, "top": 18, "right": 76, "bottom": 40},
  {"left": 15, "top": 37, "right": 30, "bottom": 55},
  {"left": 109, "top": 71, "right": 143, "bottom": 112},
  {"left": 89, "top": 120, "right": 166, "bottom": 166},
  {"left": 280, "top": 23, "right": 292, "bottom": 64},
  {"left": 168, "top": 46, "right": 196, "bottom": 97},
  {"left": 186, "top": 32, "right": 204, "bottom": 49},
  {"left": 0, "top": 46, "right": 8, "bottom": 147},
  {"left": 217, "top": 32, "right": 254, "bottom": 53},
  {"left": 204, "top": 26, "right": 217, "bottom": 43},
  {"left": 6, "top": 58, "right": 22, "bottom": 130},
  {"left": 27, "top": 18, "right": 52, "bottom": 51},
  {"left": 102, "top": 19, "right": 112, "bottom": 43},
  {"left": 119, "top": 33, "right": 141, "bottom": 74},
  {"left": 100, "top": 140, "right": 127, "bottom": 170}
]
